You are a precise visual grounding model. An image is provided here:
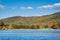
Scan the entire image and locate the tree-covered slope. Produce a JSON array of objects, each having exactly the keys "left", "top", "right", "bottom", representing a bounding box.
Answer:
[{"left": 0, "top": 12, "right": 60, "bottom": 30}]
